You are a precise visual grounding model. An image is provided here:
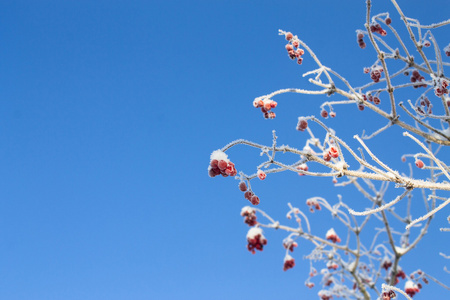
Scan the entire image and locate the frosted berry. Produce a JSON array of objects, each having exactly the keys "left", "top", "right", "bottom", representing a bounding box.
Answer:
[
  {"left": 246, "top": 227, "right": 267, "bottom": 254},
  {"left": 323, "top": 152, "right": 331, "bottom": 162},
  {"left": 283, "top": 255, "right": 295, "bottom": 271},
  {"left": 296, "top": 117, "right": 308, "bottom": 131},
  {"left": 285, "top": 44, "right": 293, "bottom": 51},
  {"left": 257, "top": 169, "right": 266, "bottom": 180},
  {"left": 373, "top": 97, "right": 381, "bottom": 105},
  {"left": 292, "top": 40, "right": 299, "bottom": 48},
  {"left": 423, "top": 40, "right": 431, "bottom": 47},
  {"left": 326, "top": 228, "right": 341, "bottom": 243},
  {"left": 285, "top": 32, "right": 293, "bottom": 41},
  {"left": 296, "top": 163, "right": 308, "bottom": 176},
  {"left": 239, "top": 182, "right": 247, "bottom": 192},
  {"left": 405, "top": 280, "right": 420, "bottom": 297},
  {"left": 329, "top": 146, "right": 339, "bottom": 158},
  {"left": 241, "top": 206, "right": 257, "bottom": 226},
  {"left": 297, "top": 57, "right": 303, "bottom": 65},
  {"left": 283, "top": 238, "right": 298, "bottom": 252},
  {"left": 329, "top": 111, "right": 336, "bottom": 118},
  {"left": 415, "top": 159, "right": 424, "bottom": 169}
]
